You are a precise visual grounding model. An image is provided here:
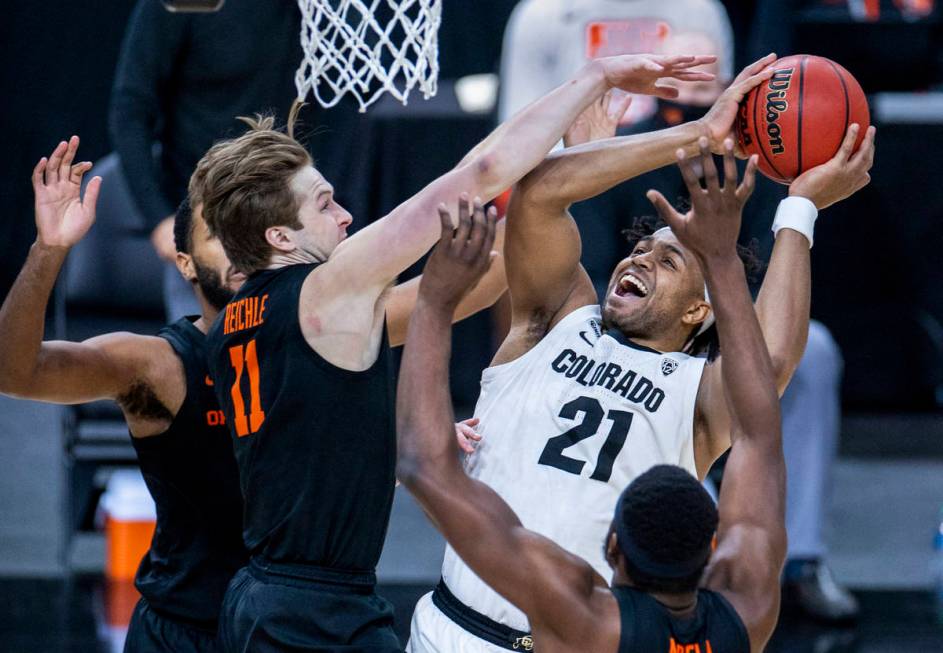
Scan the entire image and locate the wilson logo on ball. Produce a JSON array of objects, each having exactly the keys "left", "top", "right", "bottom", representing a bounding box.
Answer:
[
  {"left": 765, "top": 68, "right": 794, "bottom": 155},
  {"left": 736, "top": 54, "right": 870, "bottom": 185}
]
